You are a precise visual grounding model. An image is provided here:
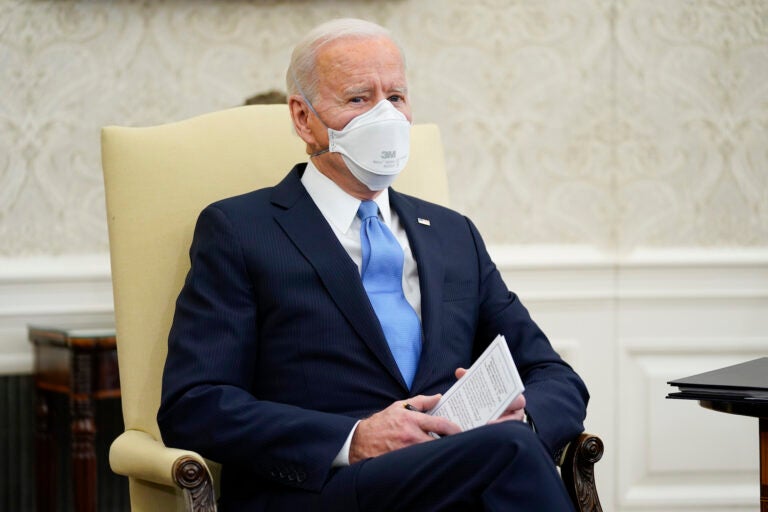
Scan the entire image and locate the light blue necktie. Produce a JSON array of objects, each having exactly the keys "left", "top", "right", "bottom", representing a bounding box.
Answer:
[{"left": 357, "top": 200, "right": 422, "bottom": 388}]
